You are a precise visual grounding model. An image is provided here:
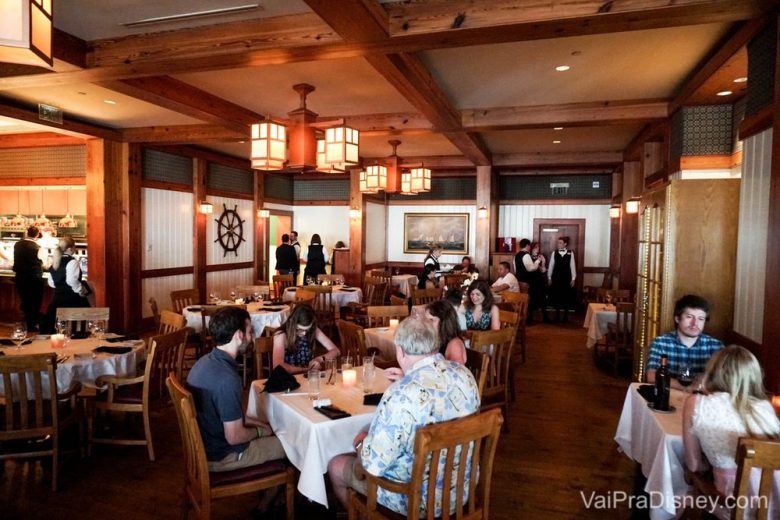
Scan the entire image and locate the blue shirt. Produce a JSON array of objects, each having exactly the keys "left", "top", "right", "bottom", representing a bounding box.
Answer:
[
  {"left": 283, "top": 336, "right": 313, "bottom": 367},
  {"left": 186, "top": 348, "right": 246, "bottom": 461},
  {"left": 360, "top": 354, "right": 480, "bottom": 516},
  {"left": 646, "top": 330, "right": 723, "bottom": 378}
]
